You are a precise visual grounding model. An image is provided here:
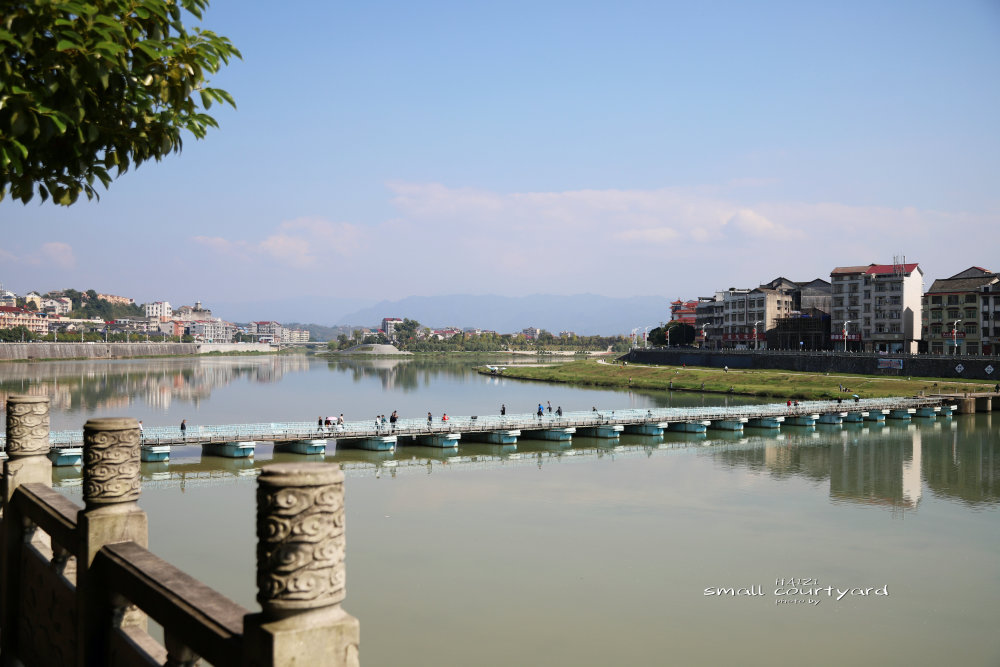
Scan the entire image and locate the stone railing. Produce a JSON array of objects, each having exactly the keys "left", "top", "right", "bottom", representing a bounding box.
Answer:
[{"left": 0, "top": 395, "right": 360, "bottom": 666}]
